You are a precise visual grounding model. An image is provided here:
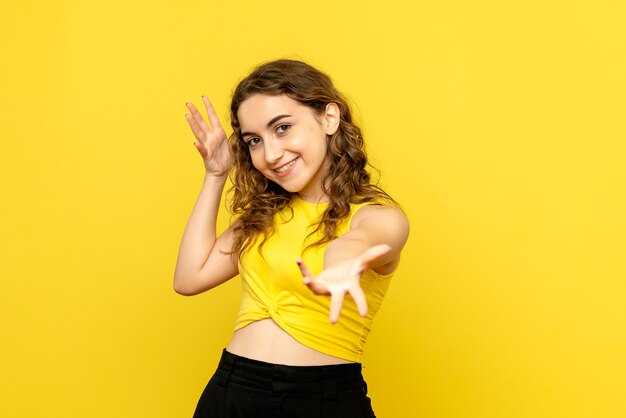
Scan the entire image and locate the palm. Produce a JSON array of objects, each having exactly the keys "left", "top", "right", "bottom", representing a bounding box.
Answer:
[
  {"left": 184, "top": 96, "right": 233, "bottom": 176},
  {"left": 297, "top": 244, "right": 391, "bottom": 324}
]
